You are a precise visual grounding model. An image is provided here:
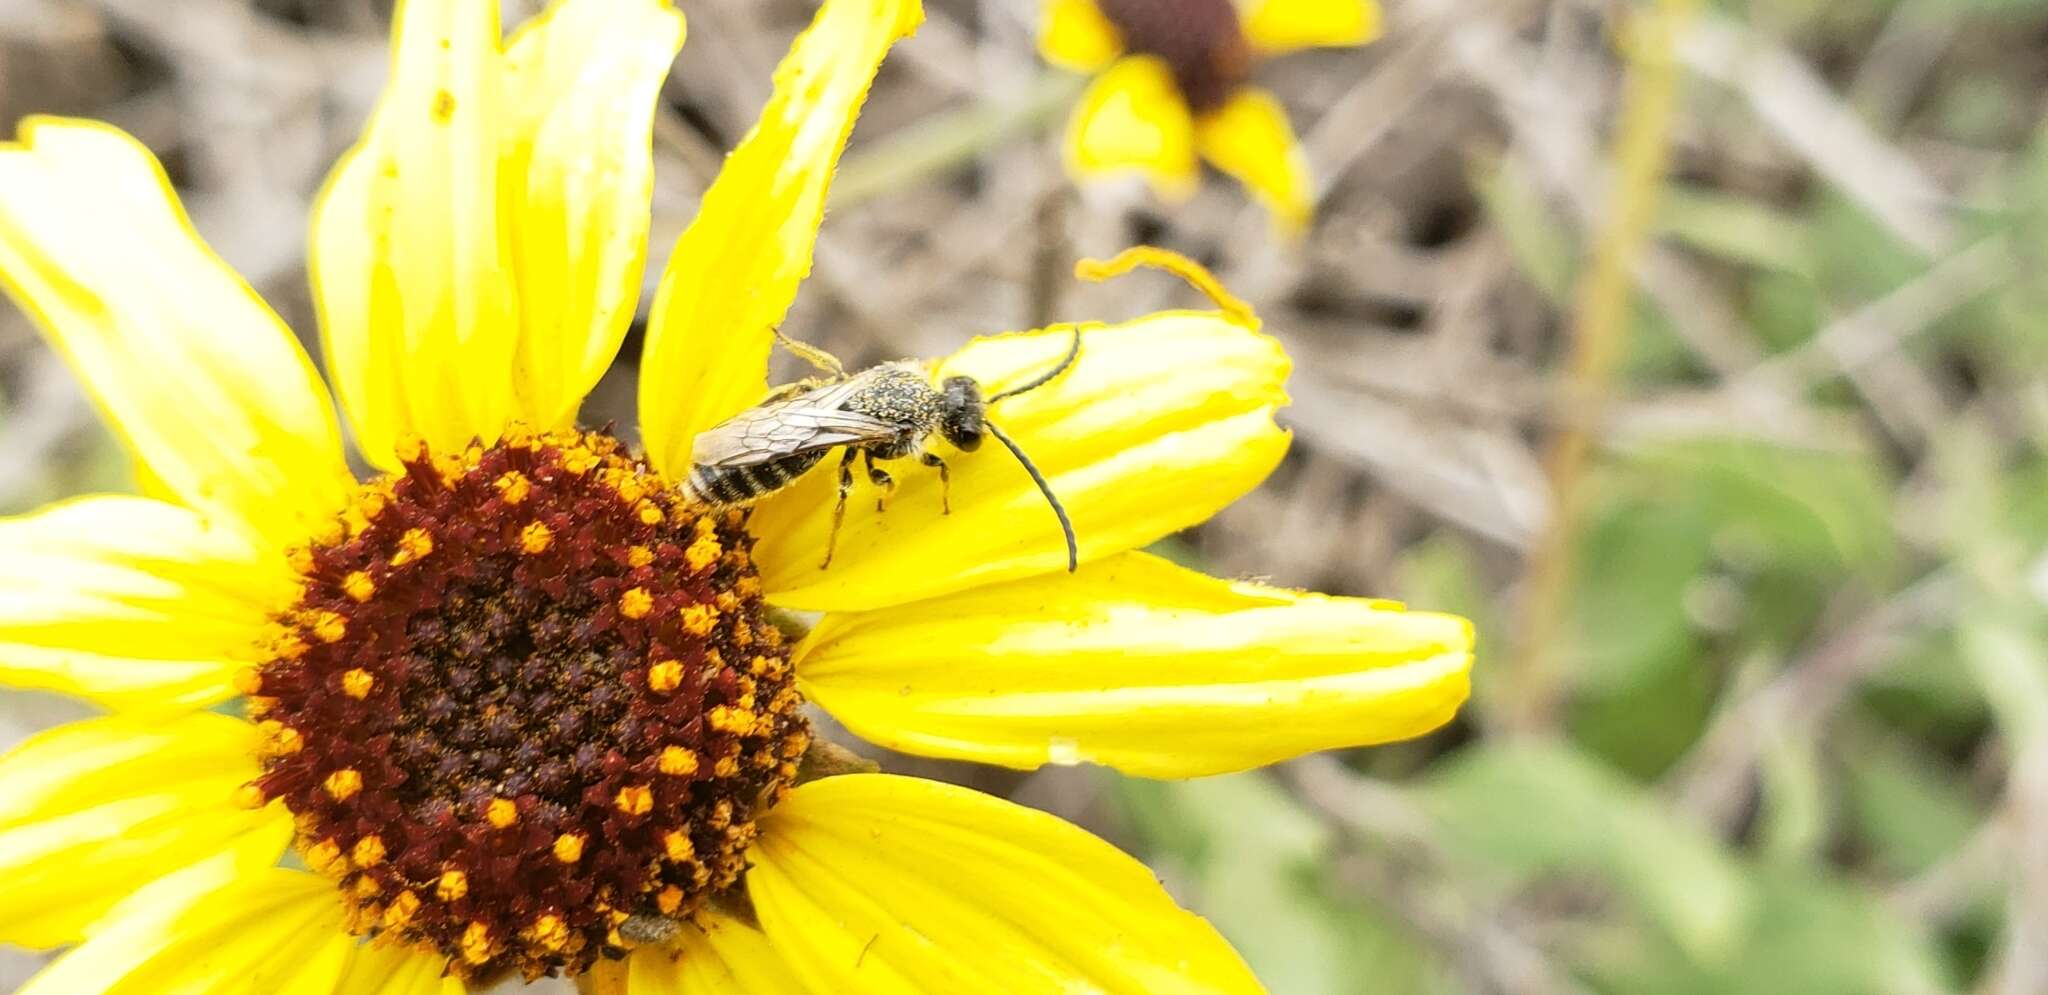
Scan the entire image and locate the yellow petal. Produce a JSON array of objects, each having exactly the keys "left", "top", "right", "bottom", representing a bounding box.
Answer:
[
  {"left": 311, "top": 0, "right": 518, "bottom": 466},
  {"left": 638, "top": 0, "right": 924, "bottom": 478},
  {"left": 499, "top": 0, "right": 685, "bottom": 430},
  {"left": 1236, "top": 0, "right": 1381, "bottom": 52},
  {"left": 750, "top": 313, "right": 1289, "bottom": 610},
  {"left": 0, "top": 495, "right": 293, "bottom": 711},
  {"left": 18, "top": 857, "right": 355, "bottom": 995},
  {"left": 1063, "top": 55, "right": 1198, "bottom": 201},
  {"left": 1038, "top": 0, "right": 1123, "bottom": 71},
  {"left": 749, "top": 774, "right": 1264, "bottom": 993},
  {"left": 0, "top": 713, "right": 290, "bottom": 948},
  {"left": 1195, "top": 87, "right": 1312, "bottom": 232},
  {"left": 622, "top": 916, "right": 811, "bottom": 994},
  {"left": 335, "top": 941, "right": 463, "bottom": 995},
  {"left": 799, "top": 552, "right": 1473, "bottom": 778},
  {"left": 0, "top": 118, "right": 353, "bottom": 548}
]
